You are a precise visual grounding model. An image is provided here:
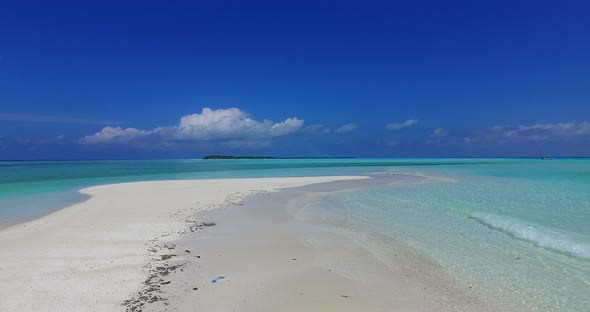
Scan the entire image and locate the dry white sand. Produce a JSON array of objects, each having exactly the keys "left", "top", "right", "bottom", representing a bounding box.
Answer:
[{"left": 0, "top": 176, "right": 367, "bottom": 312}]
